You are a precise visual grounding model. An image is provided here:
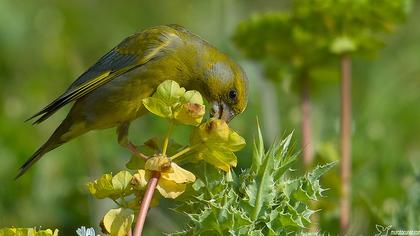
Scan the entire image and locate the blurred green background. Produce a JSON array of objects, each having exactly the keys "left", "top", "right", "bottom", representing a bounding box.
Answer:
[{"left": 0, "top": 0, "right": 419, "bottom": 235}]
